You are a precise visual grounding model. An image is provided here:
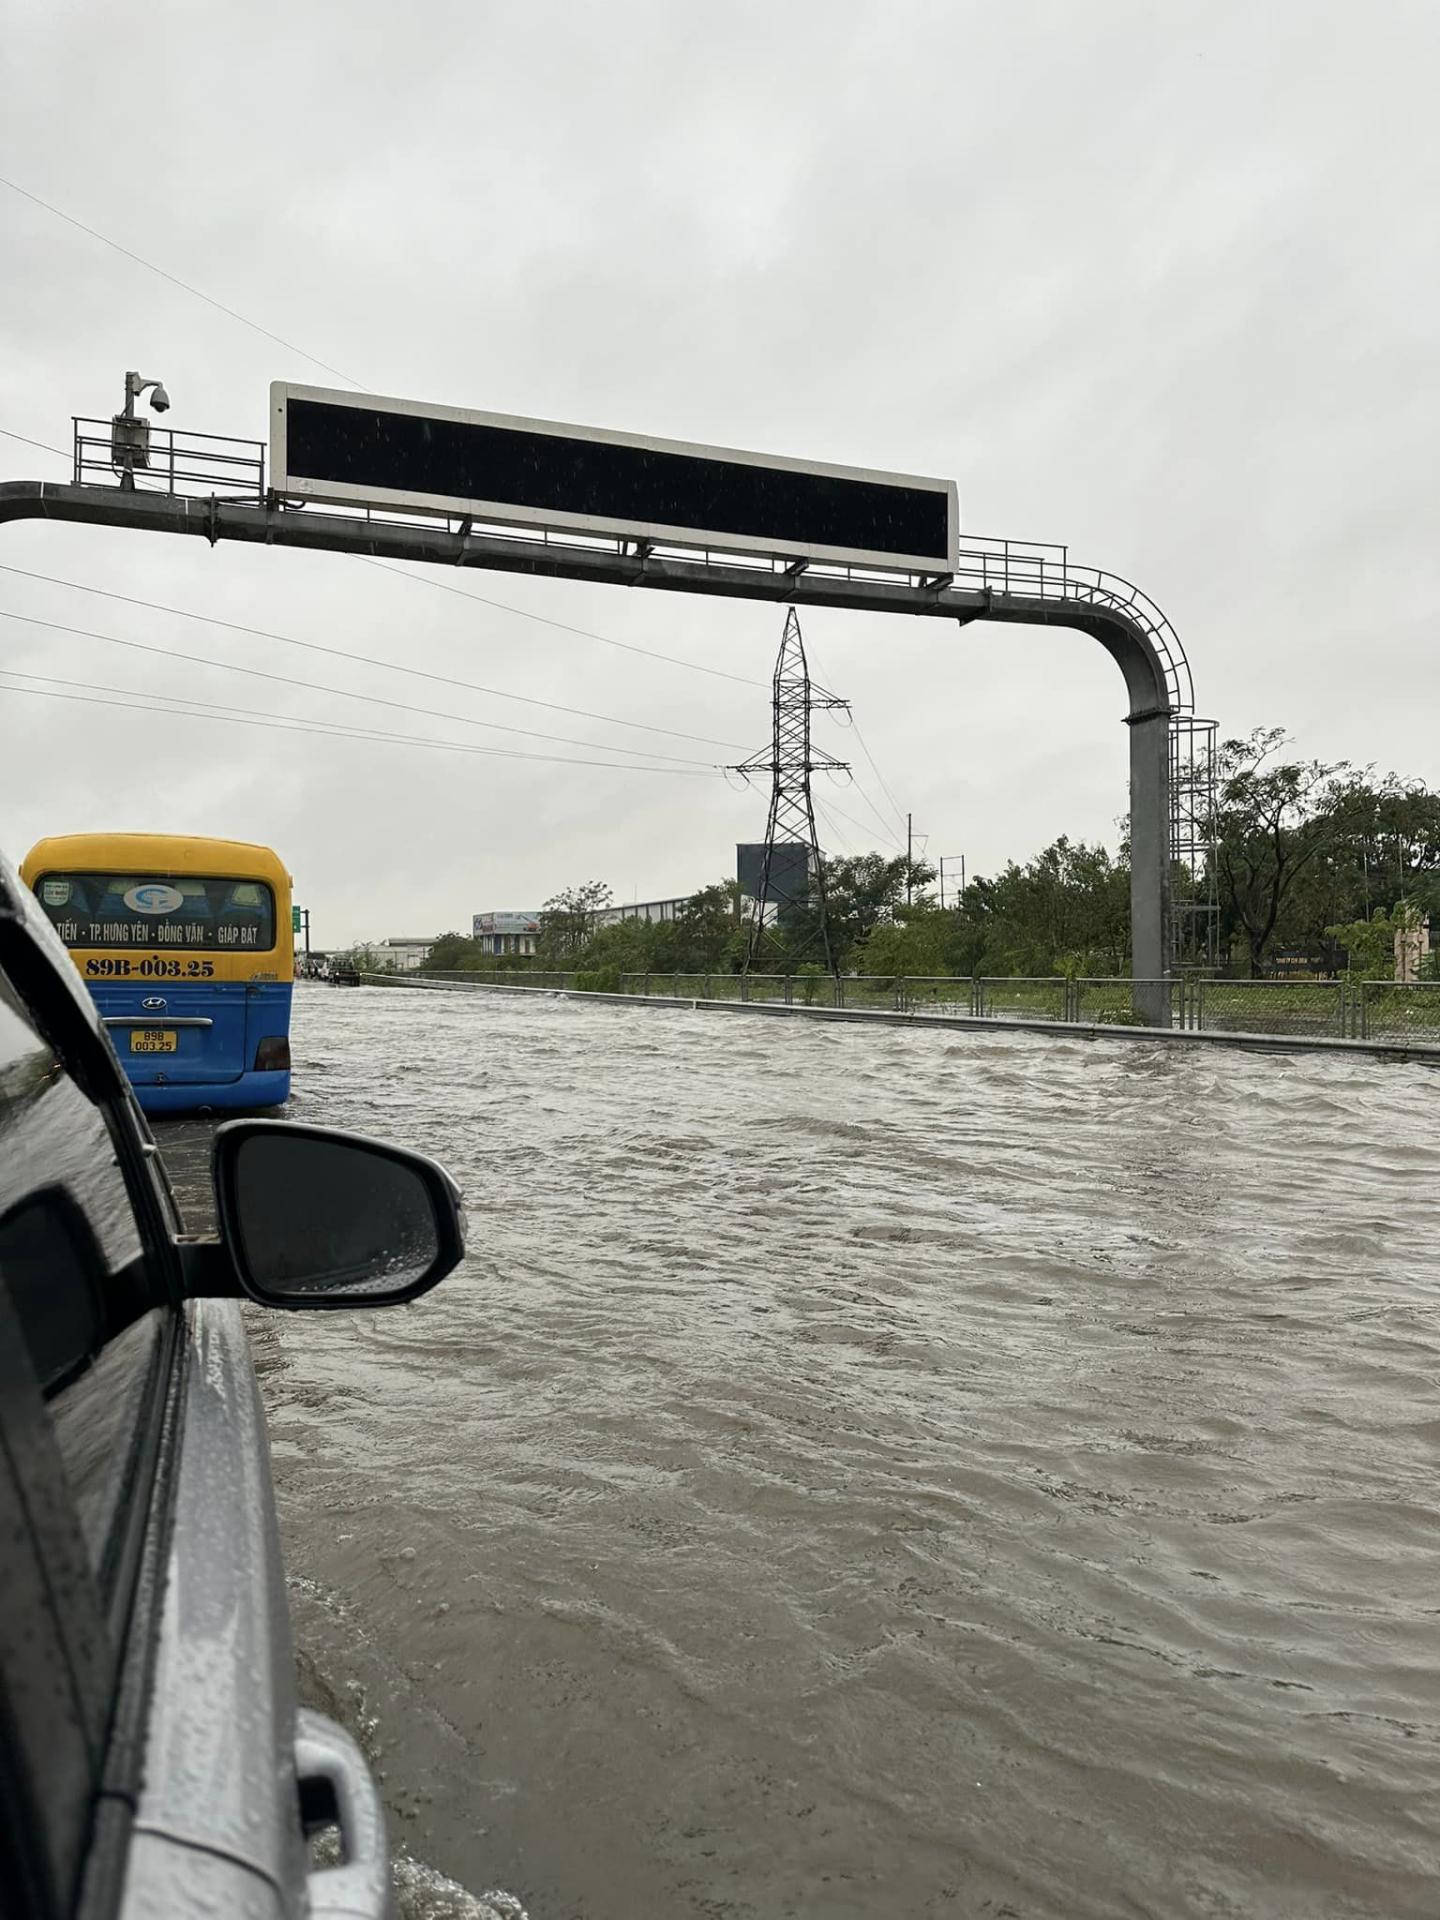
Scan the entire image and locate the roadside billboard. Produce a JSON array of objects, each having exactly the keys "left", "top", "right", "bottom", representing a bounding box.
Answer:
[{"left": 473, "top": 912, "right": 540, "bottom": 937}]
